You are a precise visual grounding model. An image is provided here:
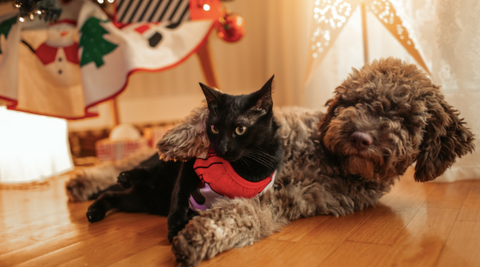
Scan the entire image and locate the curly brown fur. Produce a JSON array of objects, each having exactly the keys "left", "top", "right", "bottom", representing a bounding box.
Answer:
[
  {"left": 66, "top": 147, "right": 155, "bottom": 202},
  {"left": 158, "top": 58, "right": 475, "bottom": 266},
  {"left": 157, "top": 103, "right": 211, "bottom": 161}
]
